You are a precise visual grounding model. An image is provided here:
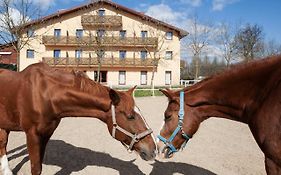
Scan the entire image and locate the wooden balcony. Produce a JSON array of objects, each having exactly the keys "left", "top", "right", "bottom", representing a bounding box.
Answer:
[
  {"left": 42, "top": 57, "right": 158, "bottom": 68},
  {"left": 42, "top": 36, "right": 158, "bottom": 48},
  {"left": 81, "top": 15, "right": 122, "bottom": 28}
]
